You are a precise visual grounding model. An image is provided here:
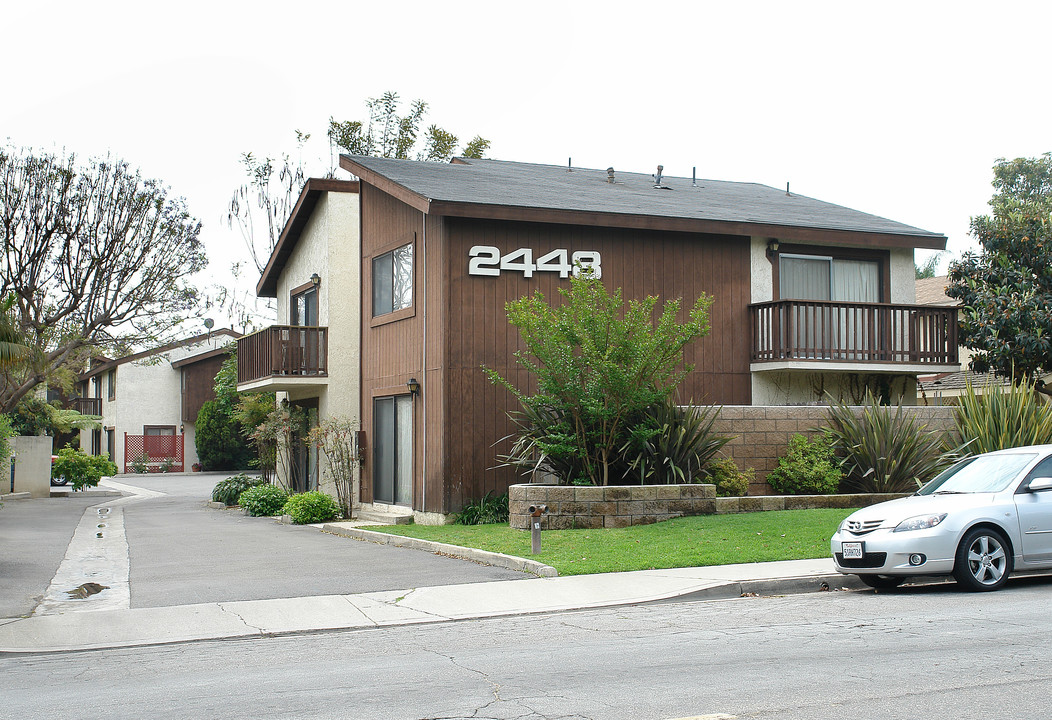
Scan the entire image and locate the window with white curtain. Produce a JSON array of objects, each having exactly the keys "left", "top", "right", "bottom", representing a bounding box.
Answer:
[{"left": 779, "top": 254, "right": 881, "bottom": 359}]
